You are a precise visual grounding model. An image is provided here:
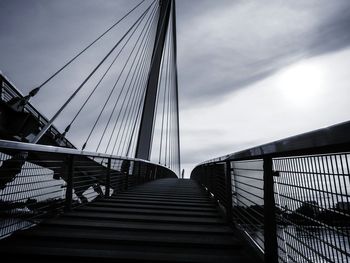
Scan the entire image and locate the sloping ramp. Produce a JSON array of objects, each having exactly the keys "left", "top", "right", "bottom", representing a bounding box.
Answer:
[{"left": 0, "top": 178, "right": 259, "bottom": 262}]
